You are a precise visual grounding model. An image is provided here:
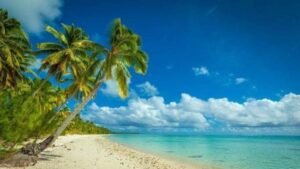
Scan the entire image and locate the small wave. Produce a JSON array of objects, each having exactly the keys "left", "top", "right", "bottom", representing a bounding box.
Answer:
[
  {"left": 289, "top": 148, "right": 300, "bottom": 152},
  {"left": 188, "top": 155, "right": 203, "bottom": 158}
]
